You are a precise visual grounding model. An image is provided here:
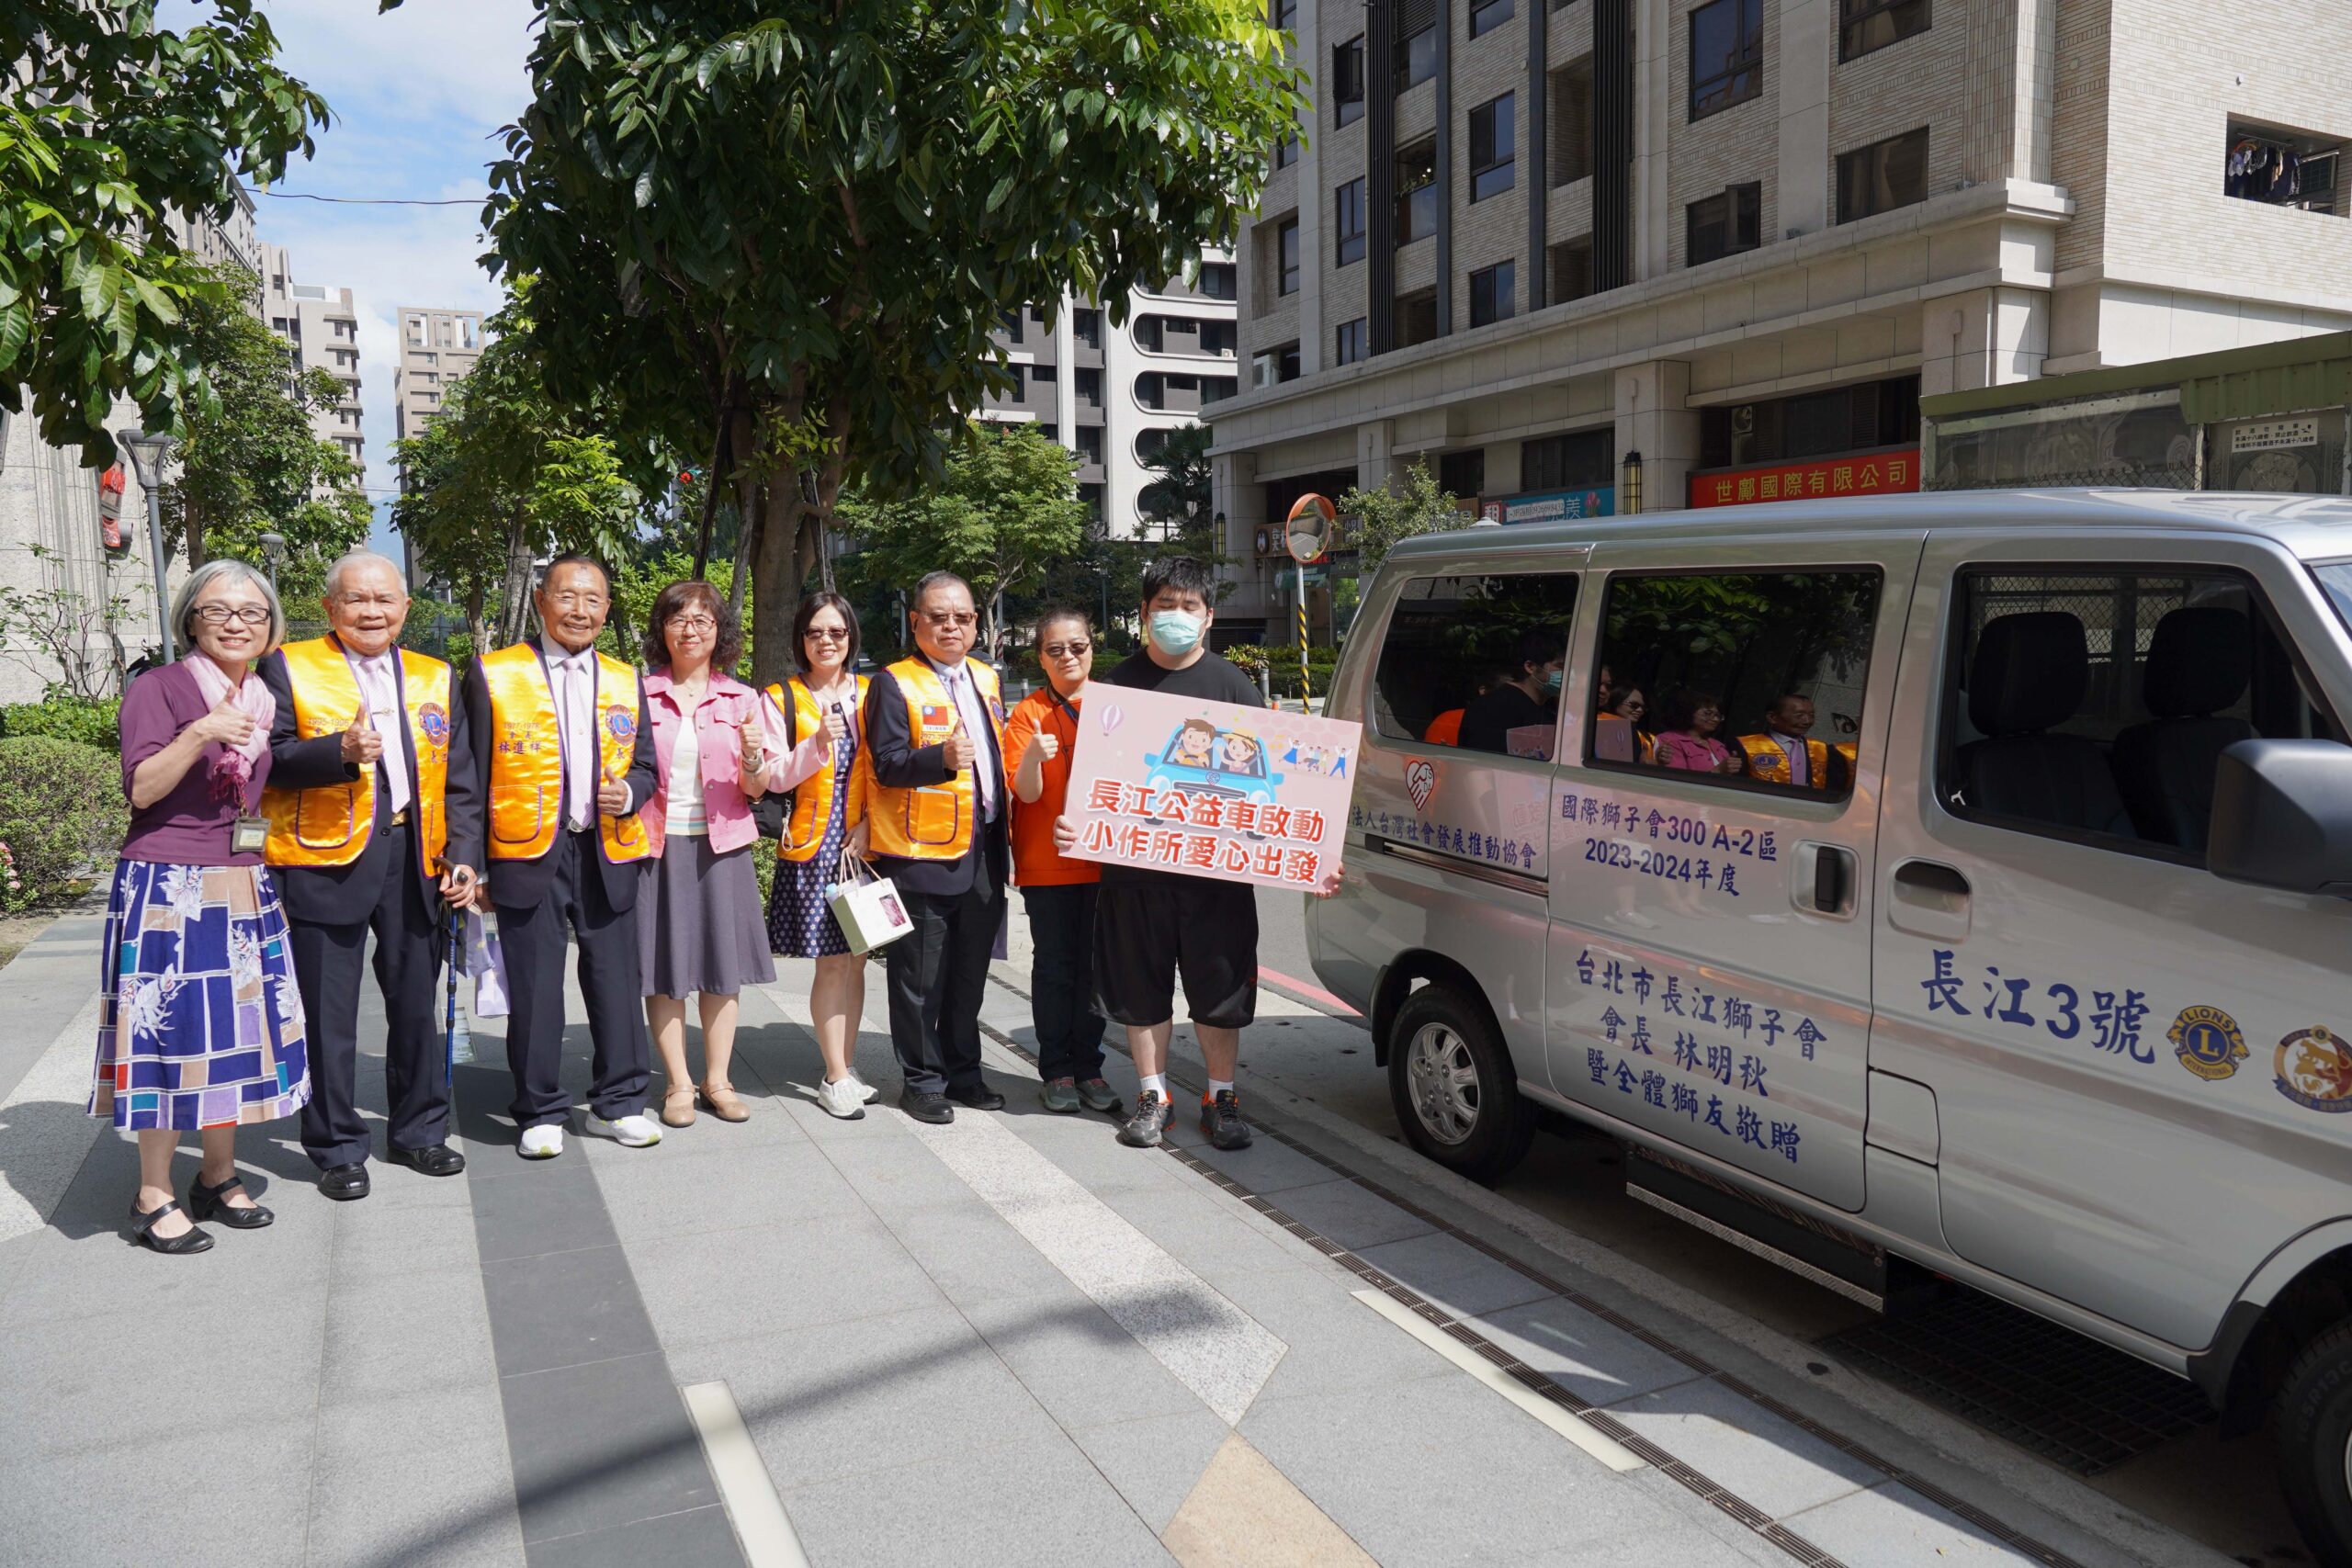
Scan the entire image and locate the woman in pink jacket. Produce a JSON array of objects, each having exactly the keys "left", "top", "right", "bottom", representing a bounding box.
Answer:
[{"left": 1651, "top": 688, "right": 1747, "bottom": 776}]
